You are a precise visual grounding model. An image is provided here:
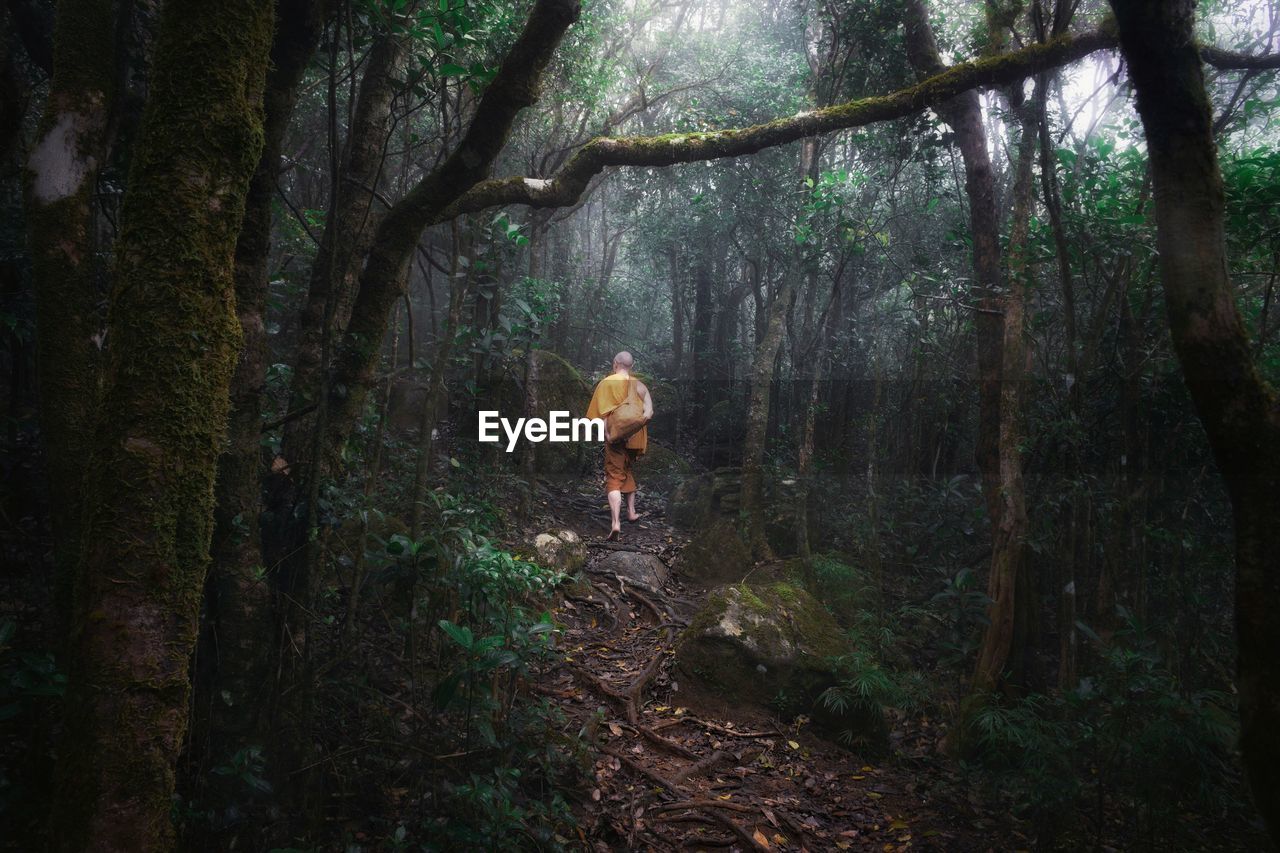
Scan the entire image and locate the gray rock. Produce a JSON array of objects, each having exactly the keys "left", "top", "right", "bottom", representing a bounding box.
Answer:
[
  {"left": 595, "top": 550, "right": 669, "bottom": 589},
  {"left": 533, "top": 529, "right": 587, "bottom": 573}
]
